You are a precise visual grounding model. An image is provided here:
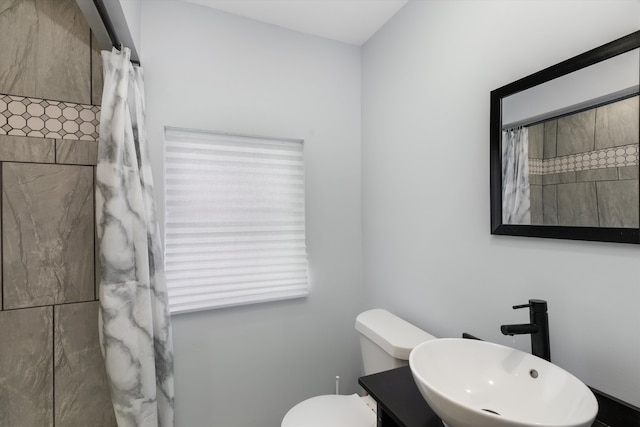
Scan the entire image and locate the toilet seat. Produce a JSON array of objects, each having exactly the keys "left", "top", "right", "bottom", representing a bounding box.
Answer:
[{"left": 281, "top": 393, "right": 376, "bottom": 427}]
